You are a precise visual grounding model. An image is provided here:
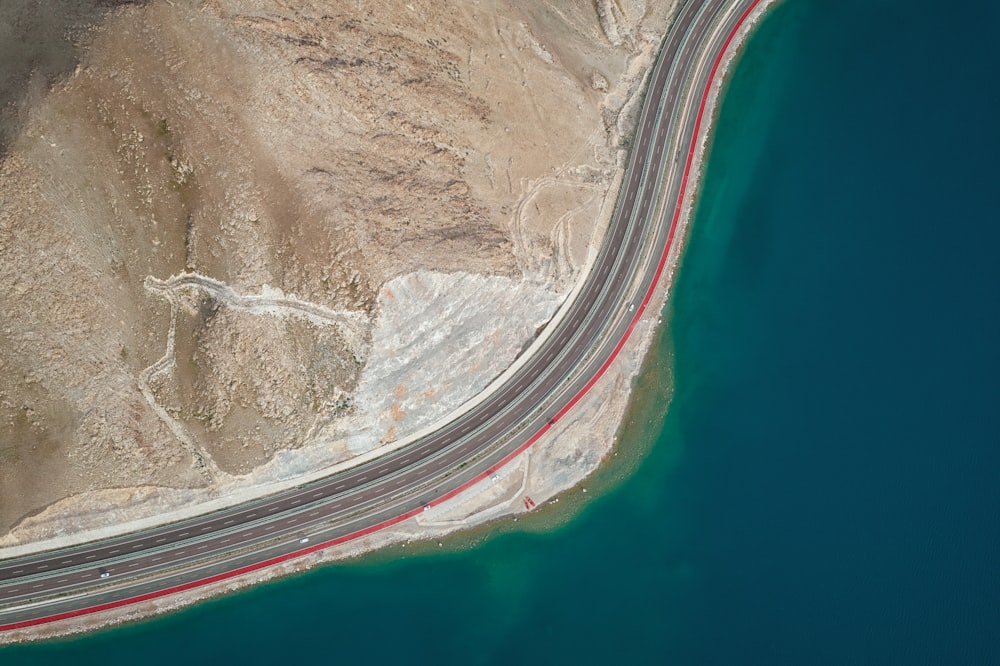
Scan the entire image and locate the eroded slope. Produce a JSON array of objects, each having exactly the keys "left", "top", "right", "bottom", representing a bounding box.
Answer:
[{"left": 0, "top": 0, "right": 675, "bottom": 540}]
